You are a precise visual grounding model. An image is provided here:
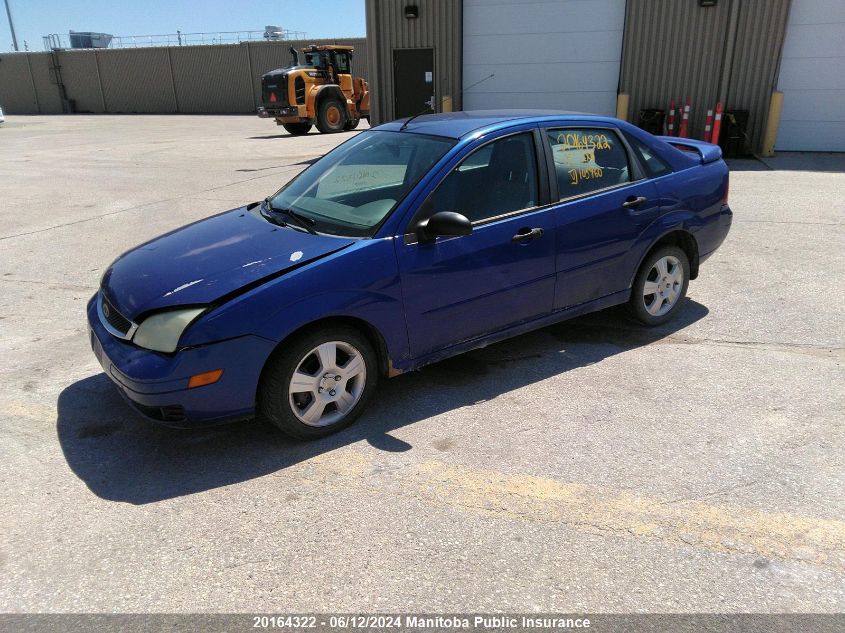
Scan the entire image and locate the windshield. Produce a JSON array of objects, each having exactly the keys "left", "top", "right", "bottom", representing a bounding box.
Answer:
[
  {"left": 268, "top": 131, "right": 456, "bottom": 237},
  {"left": 304, "top": 51, "right": 327, "bottom": 68}
]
